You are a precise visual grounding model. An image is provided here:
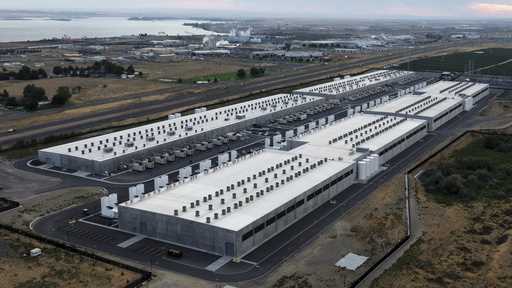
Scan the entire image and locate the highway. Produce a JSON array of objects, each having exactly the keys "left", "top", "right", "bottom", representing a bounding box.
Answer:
[{"left": 0, "top": 41, "right": 475, "bottom": 150}]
